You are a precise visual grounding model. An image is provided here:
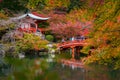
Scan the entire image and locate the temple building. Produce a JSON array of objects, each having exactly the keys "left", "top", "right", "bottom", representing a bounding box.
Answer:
[{"left": 14, "top": 12, "right": 50, "bottom": 33}]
